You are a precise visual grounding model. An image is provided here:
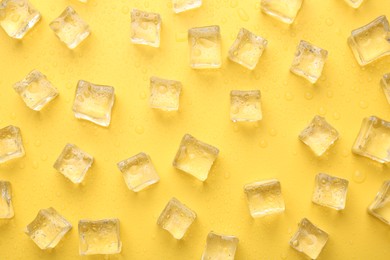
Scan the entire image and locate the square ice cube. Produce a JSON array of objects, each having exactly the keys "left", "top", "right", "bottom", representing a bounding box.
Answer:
[
  {"left": 72, "top": 80, "right": 115, "bottom": 127},
  {"left": 344, "top": 0, "right": 364, "bottom": 8},
  {"left": 49, "top": 6, "right": 90, "bottom": 49},
  {"left": 289, "top": 218, "right": 329, "bottom": 260},
  {"left": 381, "top": 73, "right": 390, "bottom": 104},
  {"left": 157, "top": 197, "right": 196, "bottom": 239},
  {"left": 260, "top": 0, "right": 303, "bottom": 24},
  {"left": 188, "top": 25, "right": 221, "bottom": 69},
  {"left": 312, "top": 173, "right": 349, "bottom": 210},
  {"left": 290, "top": 40, "right": 328, "bottom": 83},
  {"left": 244, "top": 179, "right": 285, "bottom": 218},
  {"left": 117, "top": 152, "right": 160, "bottom": 192},
  {"left": 172, "top": 0, "right": 201, "bottom": 13},
  {"left": 348, "top": 16, "right": 390, "bottom": 66},
  {"left": 150, "top": 76, "right": 182, "bottom": 111},
  {"left": 230, "top": 90, "right": 262, "bottom": 122},
  {"left": 25, "top": 207, "right": 72, "bottom": 250},
  {"left": 352, "top": 116, "right": 390, "bottom": 163},
  {"left": 0, "top": 125, "right": 25, "bottom": 164},
  {"left": 228, "top": 28, "right": 267, "bottom": 70},
  {"left": 0, "top": 181, "right": 14, "bottom": 219},
  {"left": 131, "top": 8, "right": 161, "bottom": 48},
  {"left": 53, "top": 143, "right": 93, "bottom": 184},
  {"left": 201, "top": 231, "right": 239, "bottom": 260},
  {"left": 13, "top": 70, "right": 58, "bottom": 111},
  {"left": 368, "top": 181, "right": 390, "bottom": 225},
  {"left": 0, "top": 0, "right": 41, "bottom": 39},
  {"left": 299, "top": 115, "right": 339, "bottom": 156},
  {"left": 78, "top": 218, "right": 122, "bottom": 255},
  {"left": 172, "top": 134, "right": 219, "bottom": 181}
]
